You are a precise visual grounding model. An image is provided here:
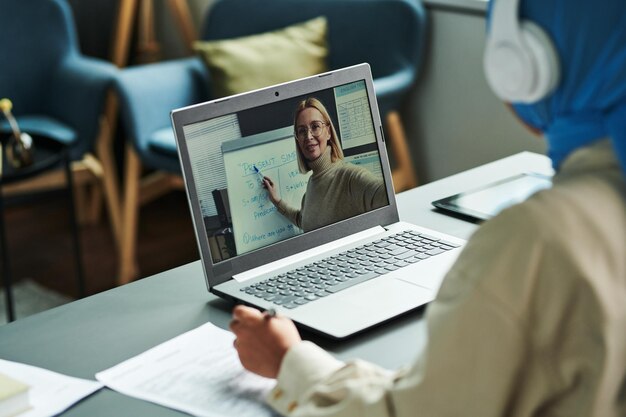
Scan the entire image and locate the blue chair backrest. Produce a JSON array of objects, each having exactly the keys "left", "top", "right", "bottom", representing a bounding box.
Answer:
[
  {"left": 0, "top": 0, "right": 78, "bottom": 116},
  {"left": 201, "top": 0, "right": 425, "bottom": 83}
]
